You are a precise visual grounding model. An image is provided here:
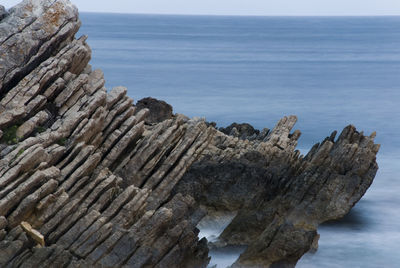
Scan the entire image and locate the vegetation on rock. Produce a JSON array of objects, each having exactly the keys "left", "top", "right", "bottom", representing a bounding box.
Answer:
[{"left": 0, "top": 125, "right": 20, "bottom": 145}]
